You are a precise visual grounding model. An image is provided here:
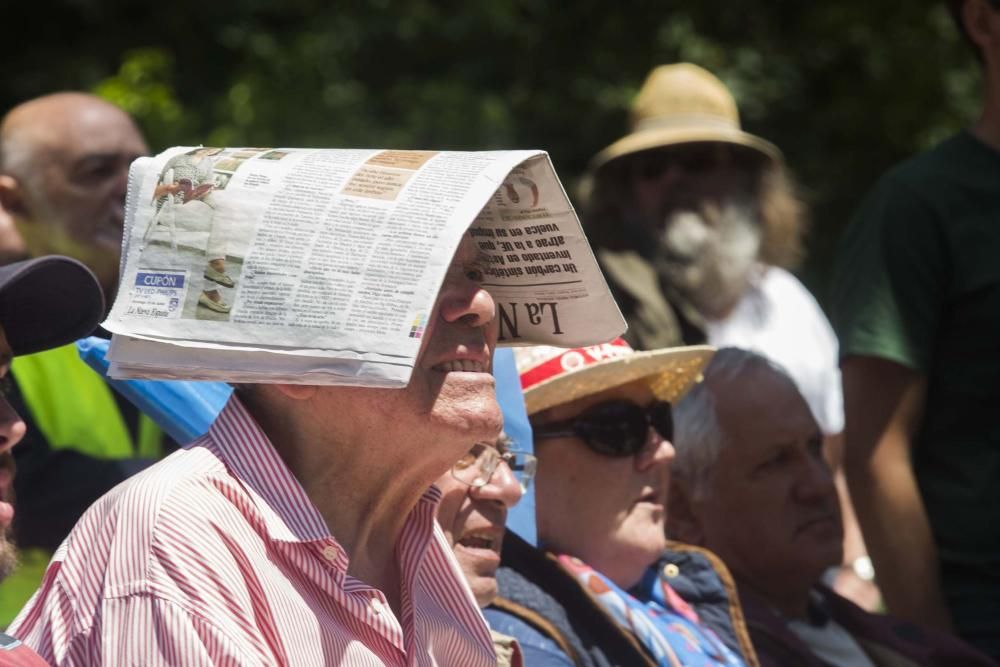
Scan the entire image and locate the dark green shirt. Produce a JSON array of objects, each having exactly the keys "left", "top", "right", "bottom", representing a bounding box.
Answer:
[{"left": 832, "top": 131, "right": 1000, "bottom": 573}]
